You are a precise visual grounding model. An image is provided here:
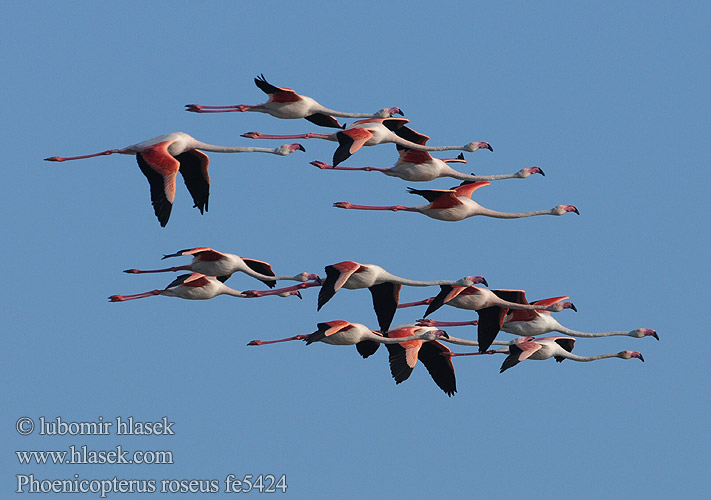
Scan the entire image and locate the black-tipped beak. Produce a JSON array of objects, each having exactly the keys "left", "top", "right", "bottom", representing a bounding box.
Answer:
[
  {"left": 486, "top": 144, "right": 493, "bottom": 152},
  {"left": 296, "top": 291, "right": 302, "bottom": 299},
  {"left": 481, "top": 277, "right": 489, "bottom": 287},
  {"left": 396, "top": 108, "right": 404, "bottom": 116},
  {"left": 570, "top": 303, "right": 578, "bottom": 312},
  {"left": 539, "top": 169, "right": 546, "bottom": 176},
  {"left": 652, "top": 331, "right": 659, "bottom": 341},
  {"left": 574, "top": 208, "right": 580, "bottom": 215},
  {"left": 638, "top": 354, "right": 645, "bottom": 362},
  {"left": 298, "top": 144, "right": 306, "bottom": 152}
]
